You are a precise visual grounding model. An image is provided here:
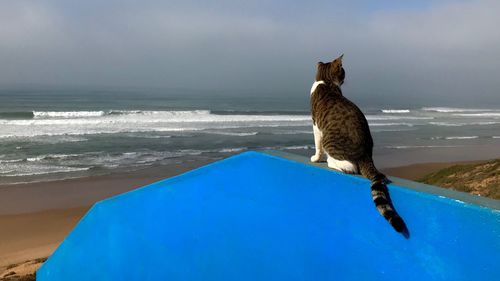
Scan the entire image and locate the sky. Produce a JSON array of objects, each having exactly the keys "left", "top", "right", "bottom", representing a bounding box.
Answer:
[{"left": 0, "top": 0, "right": 499, "bottom": 106}]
